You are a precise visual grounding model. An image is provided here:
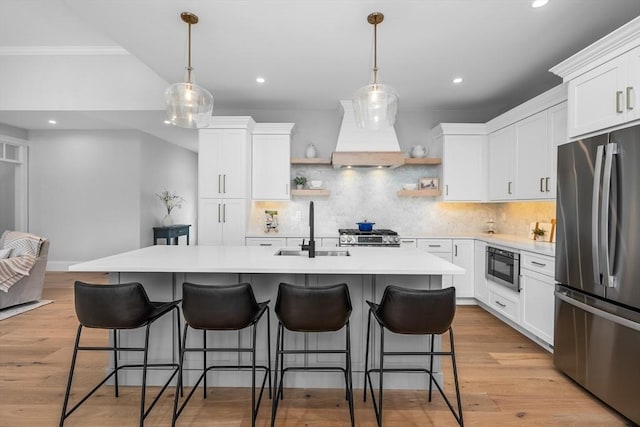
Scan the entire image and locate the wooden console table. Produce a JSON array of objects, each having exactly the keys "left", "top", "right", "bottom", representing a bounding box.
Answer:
[{"left": 152, "top": 224, "right": 191, "bottom": 245}]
